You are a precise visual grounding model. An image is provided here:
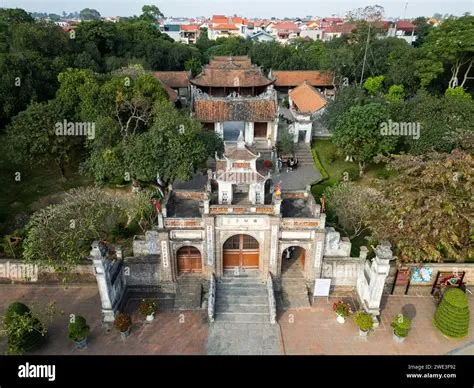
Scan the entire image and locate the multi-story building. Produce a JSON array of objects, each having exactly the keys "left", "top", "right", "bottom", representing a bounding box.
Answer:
[{"left": 190, "top": 56, "right": 279, "bottom": 148}]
